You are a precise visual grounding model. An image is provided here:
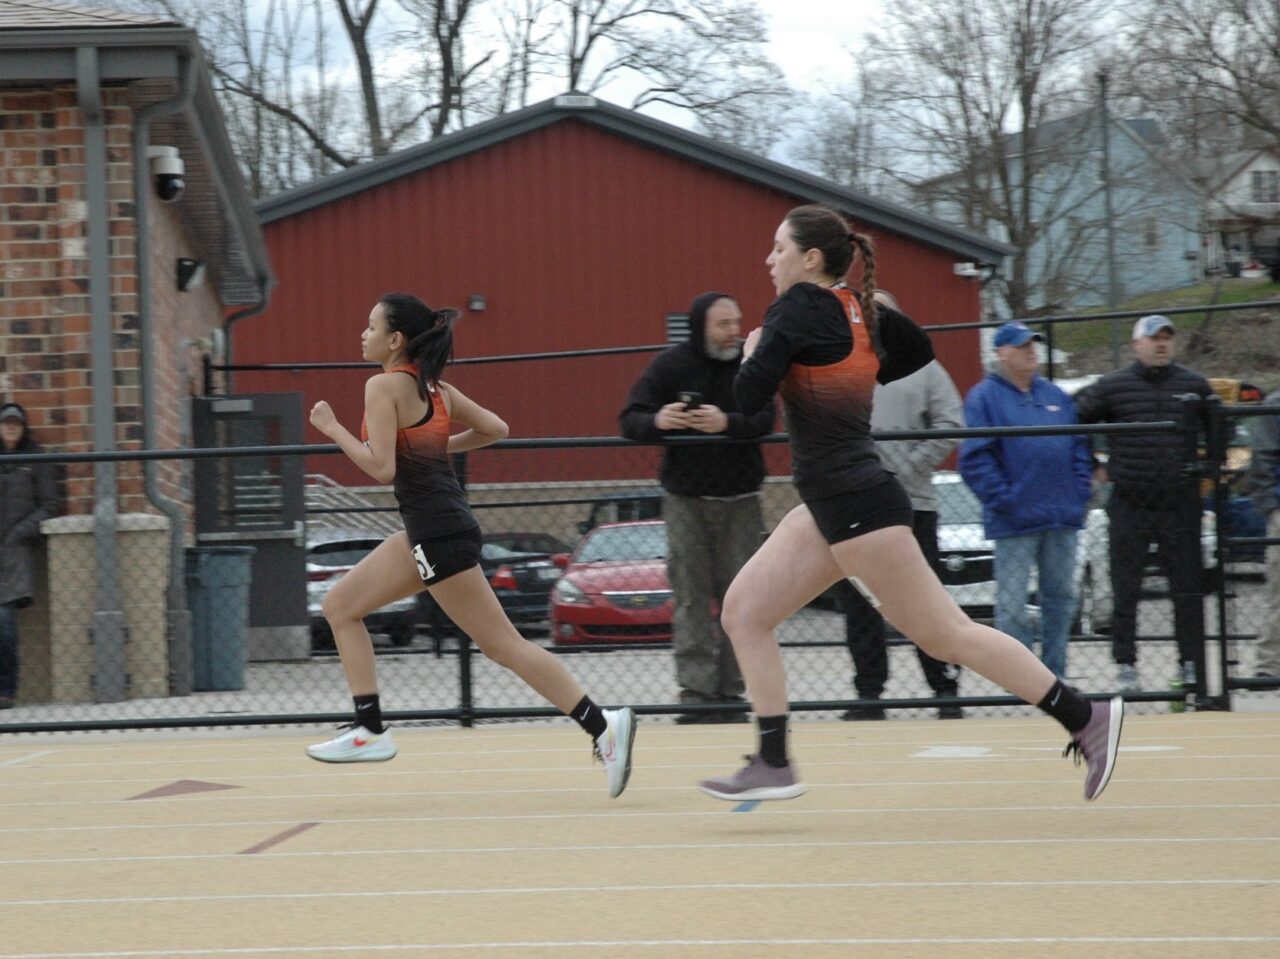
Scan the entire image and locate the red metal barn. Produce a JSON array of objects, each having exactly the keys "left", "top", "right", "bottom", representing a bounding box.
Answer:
[{"left": 237, "top": 94, "right": 1009, "bottom": 487}]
